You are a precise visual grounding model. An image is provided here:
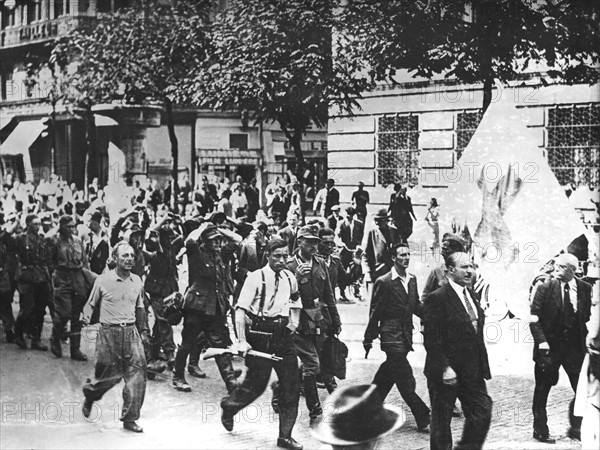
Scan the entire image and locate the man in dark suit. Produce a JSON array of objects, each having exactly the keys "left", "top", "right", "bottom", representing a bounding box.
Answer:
[
  {"left": 278, "top": 212, "right": 300, "bottom": 254},
  {"left": 339, "top": 207, "right": 364, "bottom": 251},
  {"left": 530, "top": 252, "right": 592, "bottom": 443},
  {"left": 361, "top": 209, "right": 400, "bottom": 284},
  {"left": 363, "top": 242, "right": 430, "bottom": 431},
  {"left": 324, "top": 179, "right": 340, "bottom": 218},
  {"left": 423, "top": 252, "right": 492, "bottom": 450}
]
